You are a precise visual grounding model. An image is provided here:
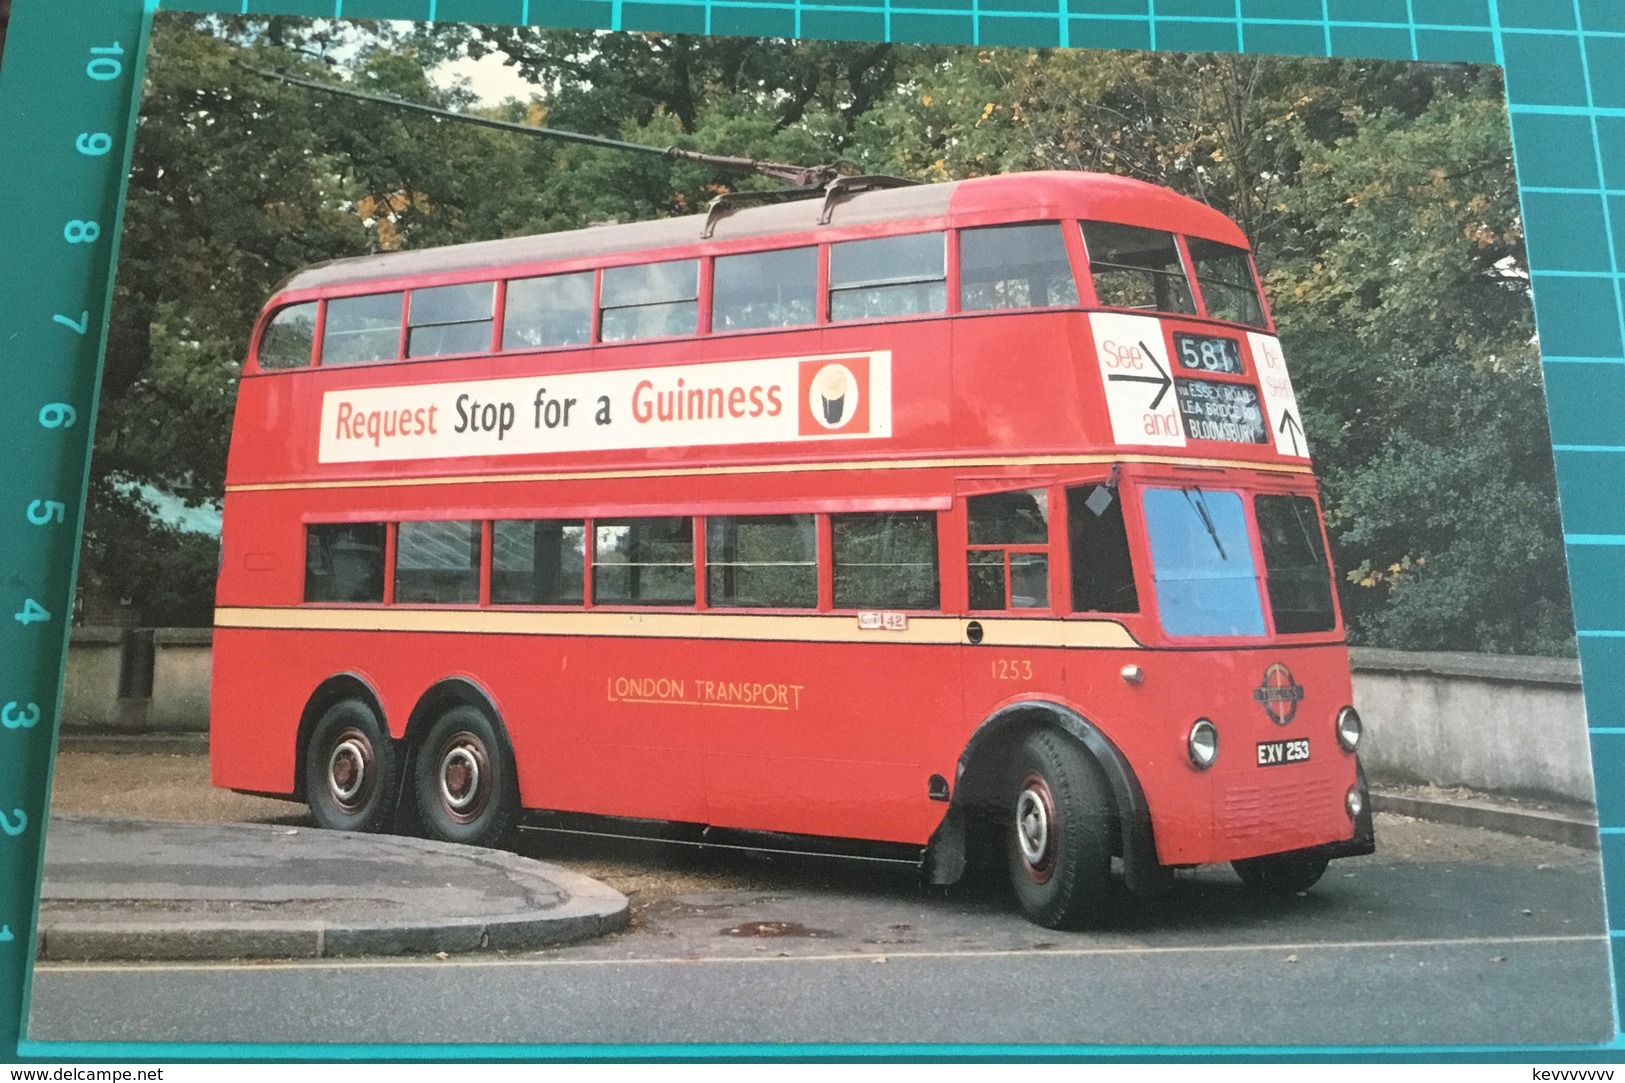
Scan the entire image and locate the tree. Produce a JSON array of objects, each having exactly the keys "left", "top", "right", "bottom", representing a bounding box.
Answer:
[{"left": 1270, "top": 77, "right": 1566, "bottom": 652}]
